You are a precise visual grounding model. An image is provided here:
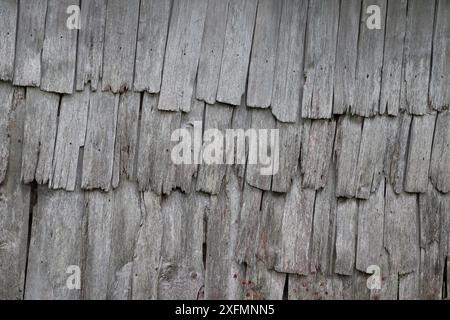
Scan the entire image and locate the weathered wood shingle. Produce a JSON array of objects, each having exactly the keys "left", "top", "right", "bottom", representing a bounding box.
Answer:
[{"left": 0, "top": 0, "right": 18, "bottom": 81}]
